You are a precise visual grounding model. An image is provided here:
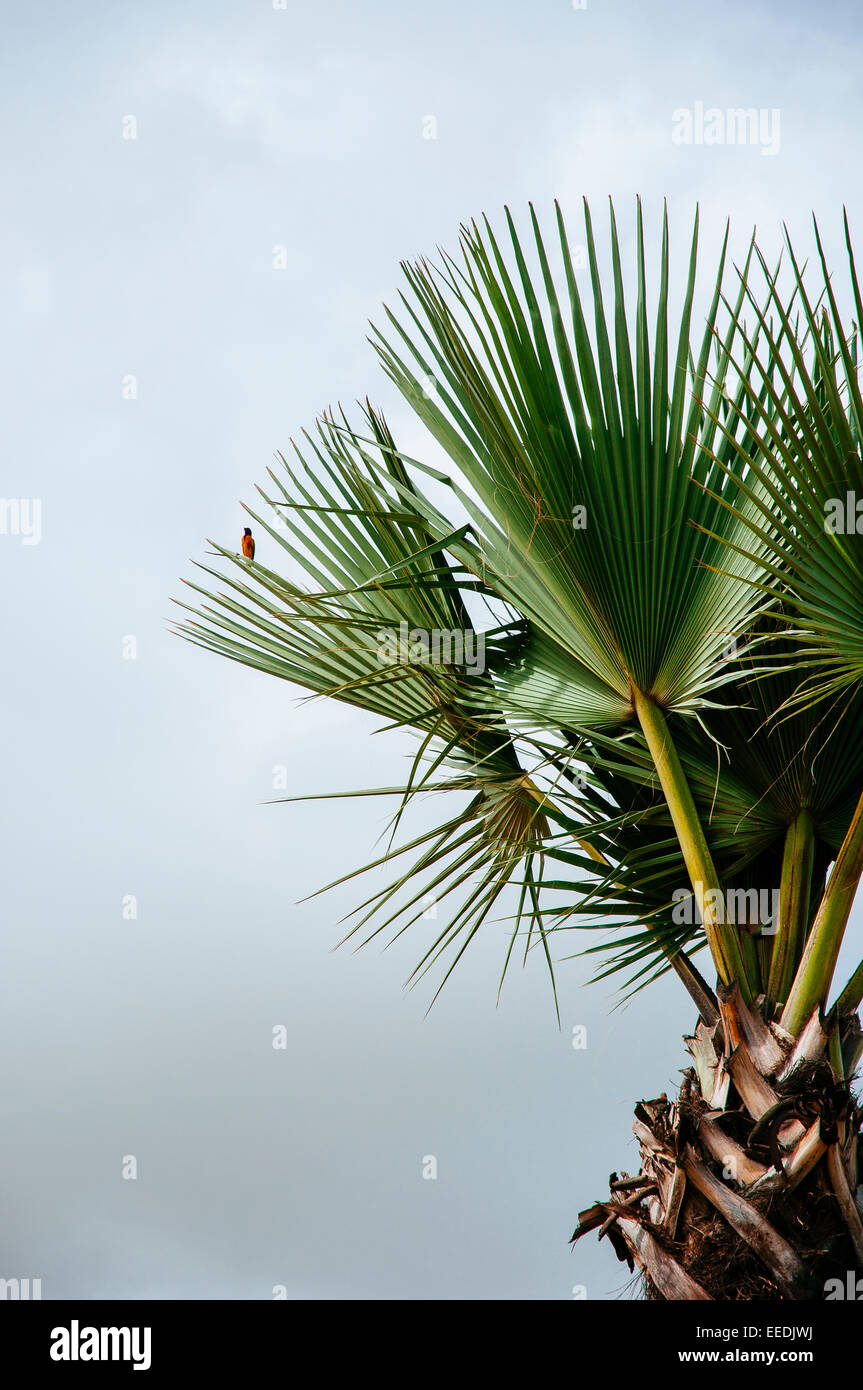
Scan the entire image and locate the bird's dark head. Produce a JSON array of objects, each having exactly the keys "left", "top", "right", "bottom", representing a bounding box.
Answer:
[{"left": 243, "top": 527, "right": 252, "bottom": 536}]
